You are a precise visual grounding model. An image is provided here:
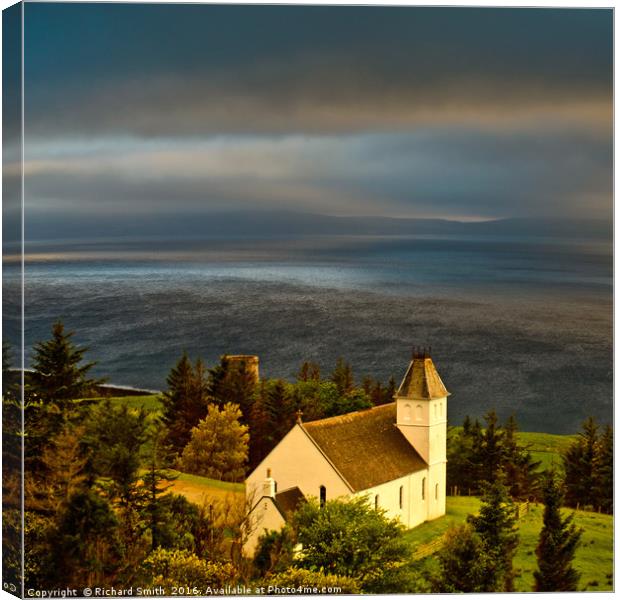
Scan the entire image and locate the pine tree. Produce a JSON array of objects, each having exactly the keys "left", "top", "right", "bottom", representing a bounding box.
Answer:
[
  {"left": 297, "top": 361, "right": 320, "bottom": 382},
  {"left": 30, "top": 320, "right": 103, "bottom": 405},
  {"left": 594, "top": 425, "right": 613, "bottom": 513},
  {"left": 533, "top": 471, "right": 581, "bottom": 591},
  {"left": 467, "top": 479, "right": 519, "bottom": 591},
  {"left": 480, "top": 410, "right": 504, "bottom": 483},
  {"left": 563, "top": 417, "right": 599, "bottom": 509},
  {"left": 161, "top": 353, "right": 210, "bottom": 456},
  {"left": 502, "top": 414, "right": 541, "bottom": 501},
  {"left": 432, "top": 524, "right": 495, "bottom": 592},
  {"left": 178, "top": 403, "right": 249, "bottom": 482},
  {"left": 208, "top": 356, "right": 257, "bottom": 421},
  {"left": 330, "top": 357, "right": 354, "bottom": 396},
  {"left": 383, "top": 376, "right": 397, "bottom": 404}
]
